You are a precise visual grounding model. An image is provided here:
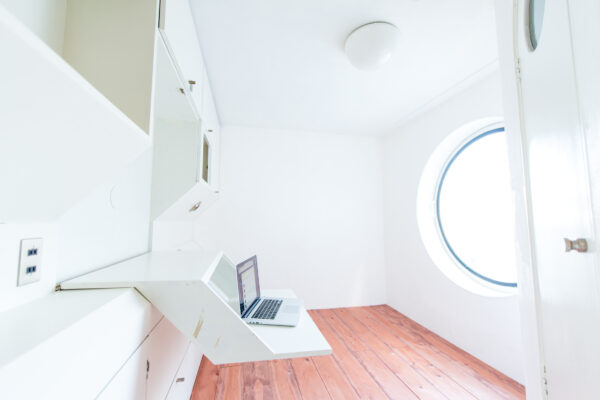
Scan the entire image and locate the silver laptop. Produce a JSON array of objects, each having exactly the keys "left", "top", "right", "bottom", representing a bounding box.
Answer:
[{"left": 236, "top": 255, "right": 302, "bottom": 326}]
